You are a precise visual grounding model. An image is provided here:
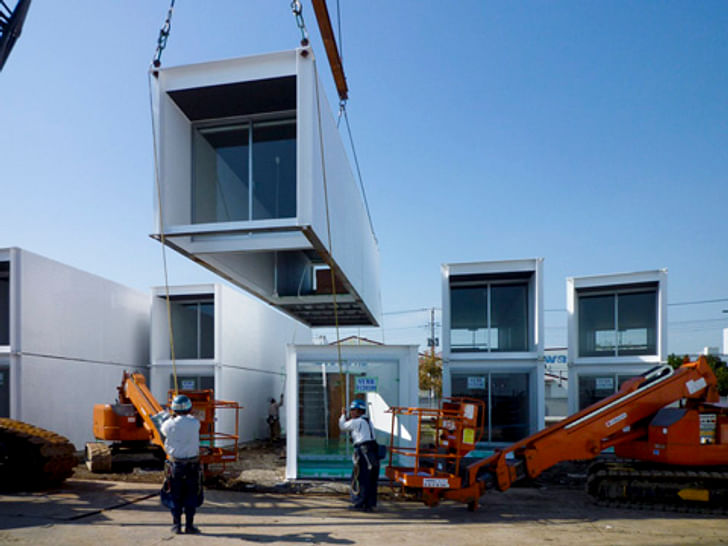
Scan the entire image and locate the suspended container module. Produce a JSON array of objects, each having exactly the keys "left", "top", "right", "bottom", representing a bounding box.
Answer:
[{"left": 150, "top": 48, "right": 381, "bottom": 327}]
